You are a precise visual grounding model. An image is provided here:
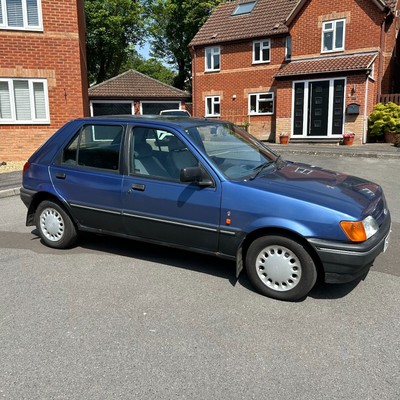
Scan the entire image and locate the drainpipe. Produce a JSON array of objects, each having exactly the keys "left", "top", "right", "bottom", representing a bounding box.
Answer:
[
  {"left": 363, "top": 72, "right": 370, "bottom": 144},
  {"left": 191, "top": 46, "right": 196, "bottom": 117},
  {"left": 377, "top": 11, "right": 390, "bottom": 102}
]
